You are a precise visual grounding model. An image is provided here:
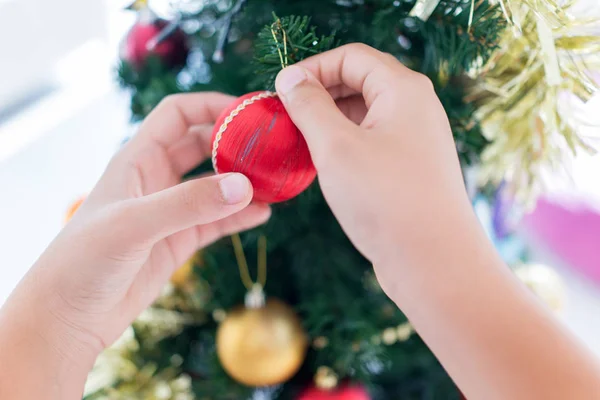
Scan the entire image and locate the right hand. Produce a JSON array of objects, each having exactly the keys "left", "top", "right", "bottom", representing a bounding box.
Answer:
[
  {"left": 275, "top": 44, "right": 478, "bottom": 284},
  {"left": 277, "top": 45, "right": 600, "bottom": 400}
]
